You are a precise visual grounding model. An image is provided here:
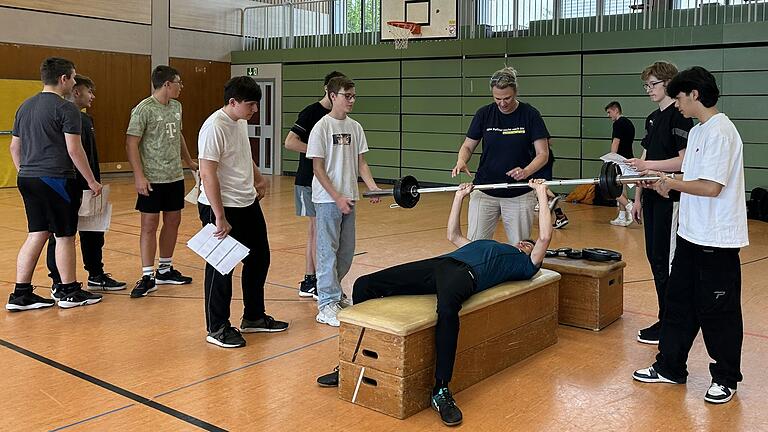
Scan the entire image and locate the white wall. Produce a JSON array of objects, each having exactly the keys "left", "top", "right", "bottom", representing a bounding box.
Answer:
[
  {"left": 0, "top": 7, "right": 151, "bottom": 54},
  {"left": 0, "top": 4, "right": 239, "bottom": 61}
]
